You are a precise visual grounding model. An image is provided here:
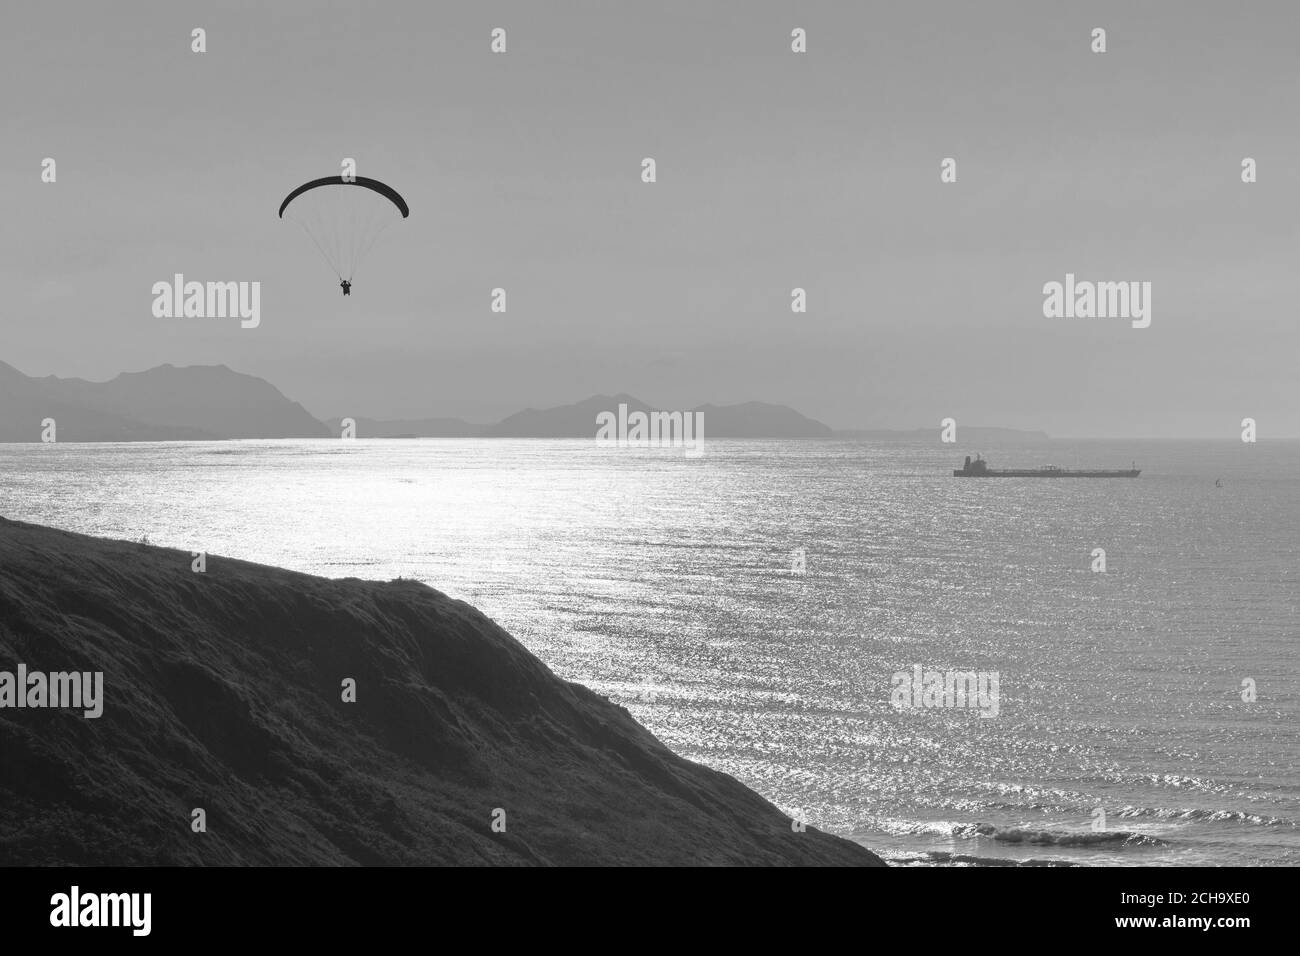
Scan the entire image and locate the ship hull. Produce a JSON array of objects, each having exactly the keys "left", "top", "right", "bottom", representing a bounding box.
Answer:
[{"left": 953, "top": 469, "right": 1140, "bottom": 478}]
